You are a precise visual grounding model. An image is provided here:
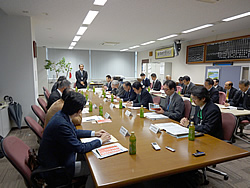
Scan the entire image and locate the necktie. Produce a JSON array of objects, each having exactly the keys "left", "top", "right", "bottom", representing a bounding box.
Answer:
[
  {"left": 183, "top": 86, "right": 187, "bottom": 94},
  {"left": 153, "top": 81, "right": 155, "bottom": 88},
  {"left": 197, "top": 109, "right": 202, "bottom": 120},
  {"left": 226, "top": 90, "right": 229, "bottom": 100},
  {"left": 138, "top": 95, "right": 141, "bottom": 103},
  {"left": 167, "top": 97, "right": 170, "bottom": 111}
]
